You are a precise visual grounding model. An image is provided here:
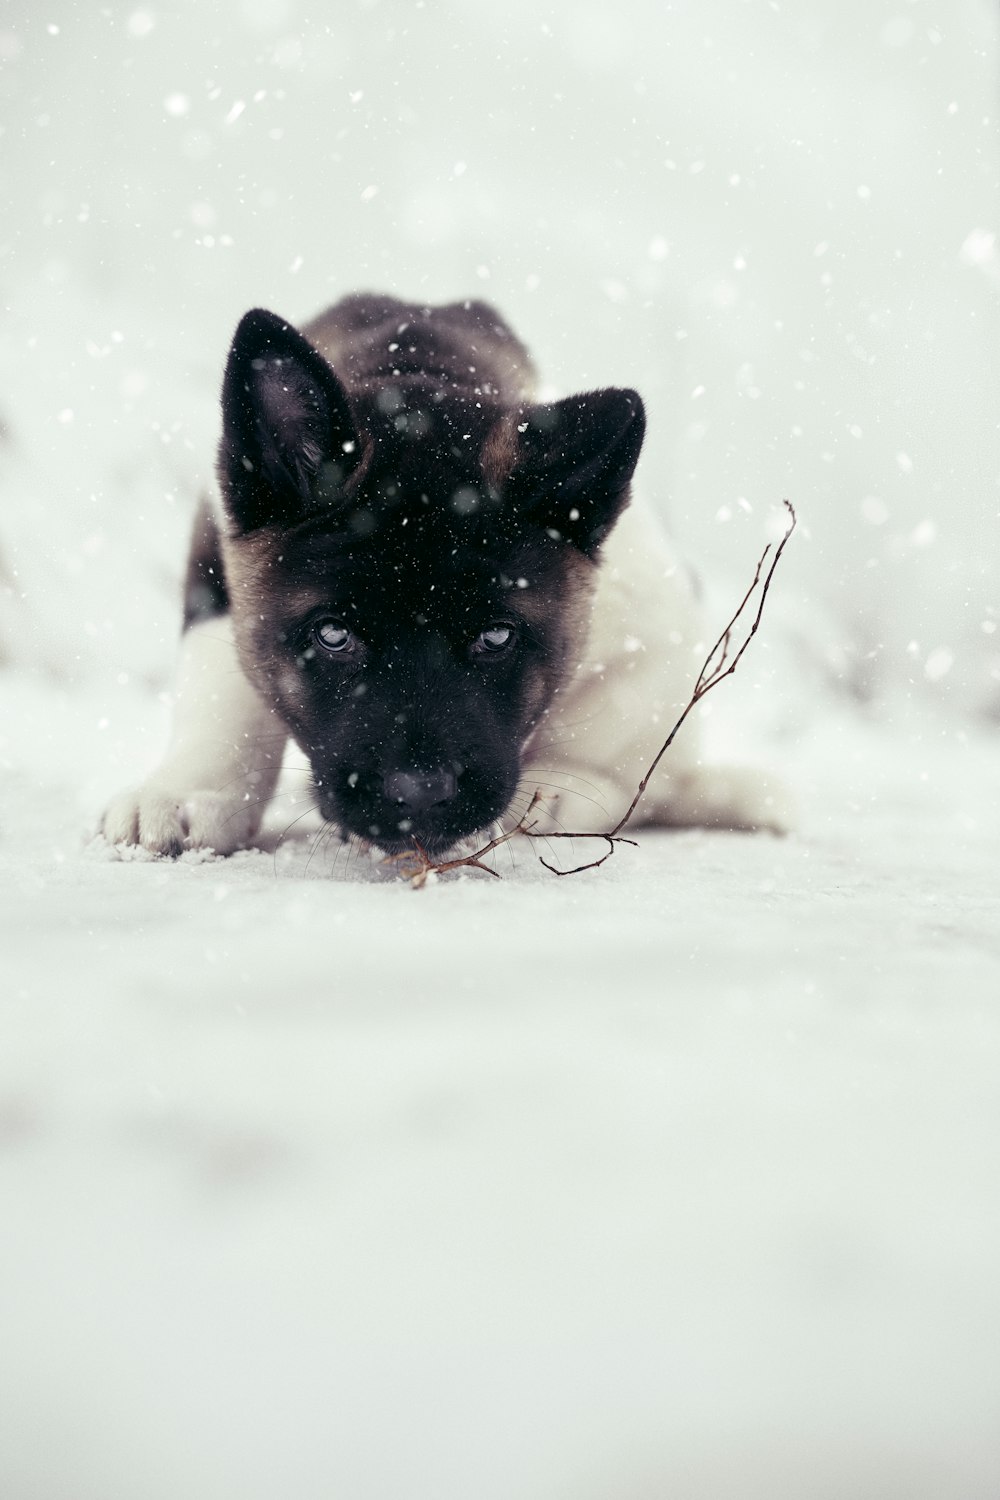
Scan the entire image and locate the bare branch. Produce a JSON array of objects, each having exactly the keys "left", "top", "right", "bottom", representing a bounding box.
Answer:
[
  {"left": 391, "top": 501, "right": 796, "bottom": 886},
  {"left": 535, "top": 833, "right": 638, "bottom": 877},
  {"left": 607, "top": 497, "right": 796, "bottom": 838},
  {"left": 386, "top": 791, "right": 548, "bottom": 886}
]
